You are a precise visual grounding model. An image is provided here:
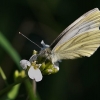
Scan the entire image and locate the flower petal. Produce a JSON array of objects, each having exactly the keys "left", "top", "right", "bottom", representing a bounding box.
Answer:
[
  {"left": 28, "top": 66, "right": 43, "bottom": 82},
  {"left": 20, "top": 60, "right": 31, "bottom": 69},
  {"left": 29, "top": 54, "right": 37, "bottom": 63}
]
